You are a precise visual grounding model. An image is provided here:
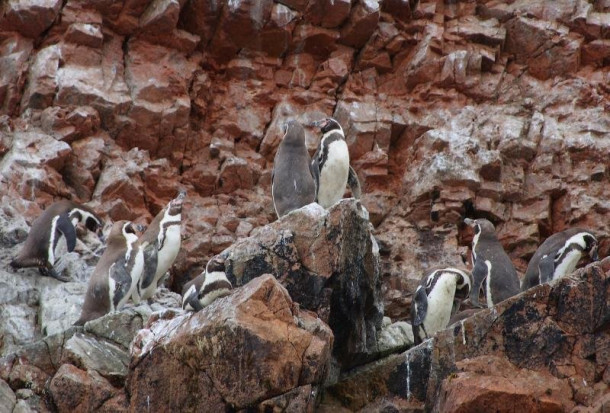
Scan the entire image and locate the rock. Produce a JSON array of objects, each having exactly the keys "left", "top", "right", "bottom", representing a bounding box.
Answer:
[
  {"left": 128, "top": 274, "right": 333, "bottom": 410},
  {"left": 305, "top": 0, "right": 351, "bottom": 29},
  {"left": 8, "top": 364, "right": 50, "bottom": 395},
  {"left": 339, "top": 0, "right": 380, "bottom": 49},
  {"left": 436, "top": 356, "right": 575, "bottom": 412},
  {"left": 292, "top": 25, "right": 340, "bottom": 57},
  {"left": 223, "top": 200, "right": 383, "bottom": 369},
  {"left": 39, "top": 282, "right": 88, "bottom": 336},
  {"left": 62, "top": 135, "right": 106, "bottom": 201},
  {"left": 20, "top": 44, "right": 61, "bottom": 110},
  {"left": 40, "top": 106, "right": 101, "bottom": 143},
  {"left": 49, "top": 364, "right": 119, "bottom": 413},
  {"left": 62, "top": 333, "right": 130, "bottom": 385},
  {"left": 0, "top": 379, "right": 16, "bottom": 412},
  {"left": 216, "top": 156, "right": 257, "bottom": 193},
  {"left": 0, "top": 34, "right": 33, "bottom": 116},
  {"left": 0, "top": 0, "right": 62, "bottom": 38}
]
